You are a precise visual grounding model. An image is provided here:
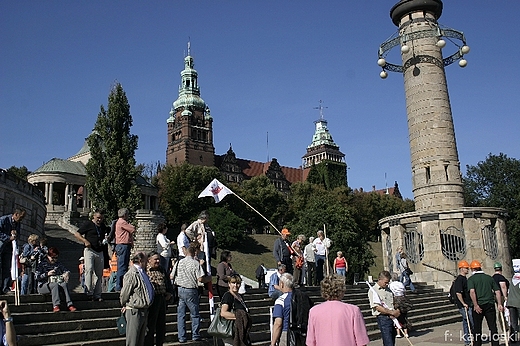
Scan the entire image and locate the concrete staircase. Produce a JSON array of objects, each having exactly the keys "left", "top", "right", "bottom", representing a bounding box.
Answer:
[
  {"left": 8, "top": 225, "right": 461, "bottom": 345},
  {"left": 7, "top": 282, "right": 460, "bottom": 346}
]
